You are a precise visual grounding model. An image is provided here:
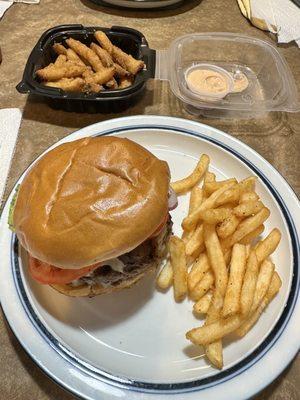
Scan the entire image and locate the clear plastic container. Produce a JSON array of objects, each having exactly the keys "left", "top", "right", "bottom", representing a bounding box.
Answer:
[{"left": 155, "top": 33, "right": 300, "bottom": 118}]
